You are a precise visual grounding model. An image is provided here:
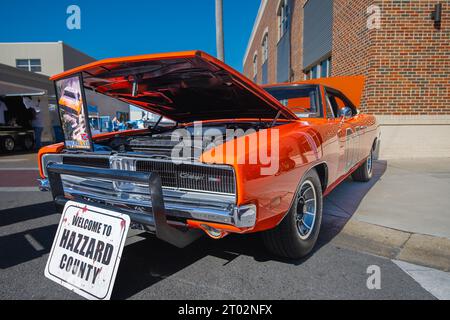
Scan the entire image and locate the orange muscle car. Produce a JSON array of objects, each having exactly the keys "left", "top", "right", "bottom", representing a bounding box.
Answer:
[{"left": 38, "top": 51, "right": 380, "bottom": 258}]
